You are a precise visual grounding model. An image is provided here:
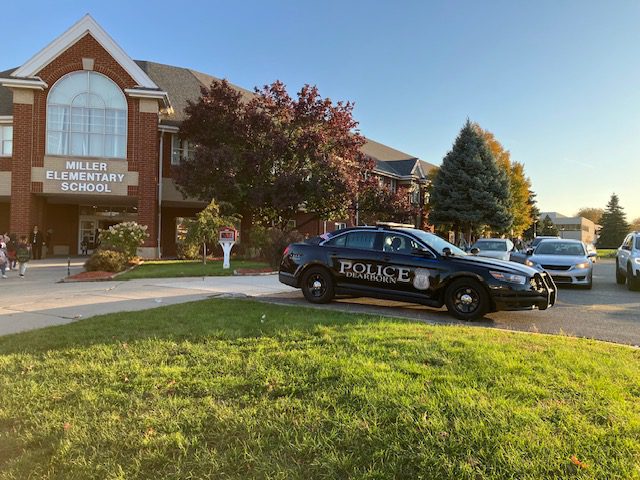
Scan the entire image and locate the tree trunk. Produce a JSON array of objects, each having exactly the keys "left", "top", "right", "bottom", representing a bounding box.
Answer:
[{"left": 240, "top": 210, "right": 253, "bottom": 250}]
